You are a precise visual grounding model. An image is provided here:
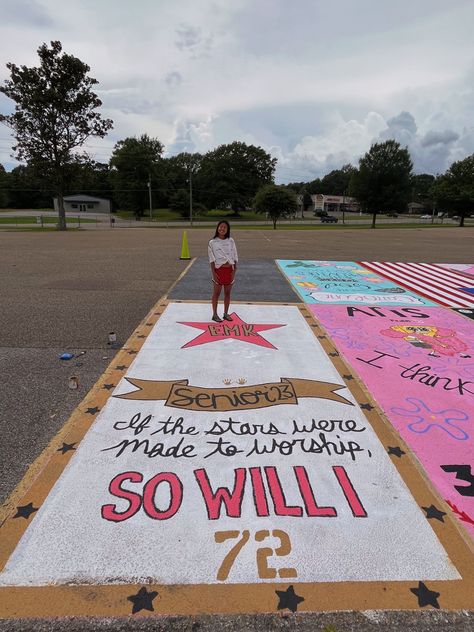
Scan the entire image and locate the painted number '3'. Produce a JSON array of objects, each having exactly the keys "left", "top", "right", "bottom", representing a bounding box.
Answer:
[{"left": 214, "top": 529, "right": 297, "bottom": 581}]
